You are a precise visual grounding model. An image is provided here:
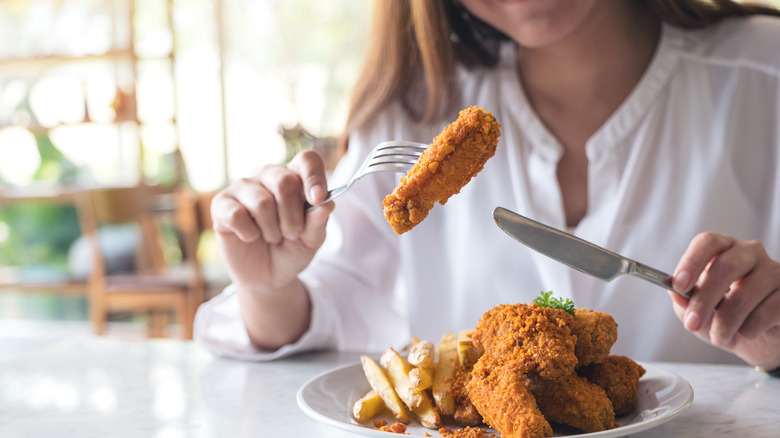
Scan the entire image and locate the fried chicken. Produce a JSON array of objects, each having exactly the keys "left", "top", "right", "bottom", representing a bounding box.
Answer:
[
  {"left": 382, "top": 106, "right": 500, "bottom": 234},
  {"left": 465, "top": 303, "right": 578, "bottom": 438},
  {"left": 452, "top": 364, "right": 482, "bottom": 426},
  {"left": 471, "top": 303, "right": 577, "bottom": 380},
  {"left": 570, "top": 308, "right": 618, "bottom": 367},
  {"left": 467, "top": 358, "right": 553, "bottom": 438},
  {"left": 457, "top": 300, "right": 641, "bottom": 437},
  {"left": 525, "top": 373, "right": 618, "bottom": 433},
  {"left": 578, "top": 355, "right": 646, "bottom": 416}
]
